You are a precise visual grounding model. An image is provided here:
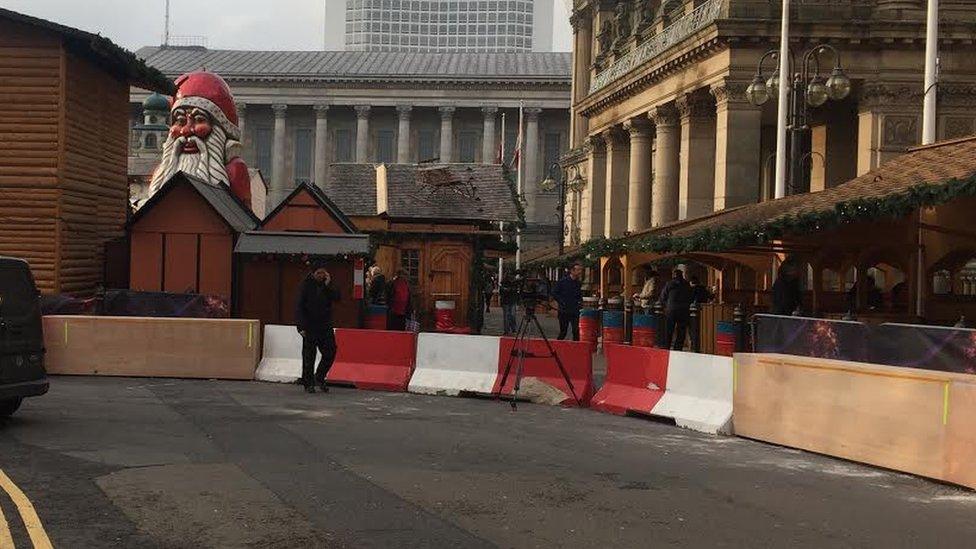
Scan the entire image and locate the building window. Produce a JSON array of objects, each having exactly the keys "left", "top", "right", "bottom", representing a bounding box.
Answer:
[
  {"left": 401, "top": 249, "right": 421, "bottom": 286},
  {"left": 418, "top": 129, "right": 436, "bottom": 161},
  {"left": 256, "top": 127, "right": 273, "bottom": 176},
  {"left": 543, "top": 131, "right": 562, "bottom": 190},
  {"left": 335, "top": 128, "right": 354, "bottom": 162},
  {"left": 459, "top": 130, "right": 478, "bottom": 162},
  {"left": 144, "top": 133, "right": 157, "bottom": 149},
  {"left": 377, "top": 130, "right": 395, "bottom": 163},
  {"left": 294, "top": 128, "right": 313, "bottom": 184}
]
